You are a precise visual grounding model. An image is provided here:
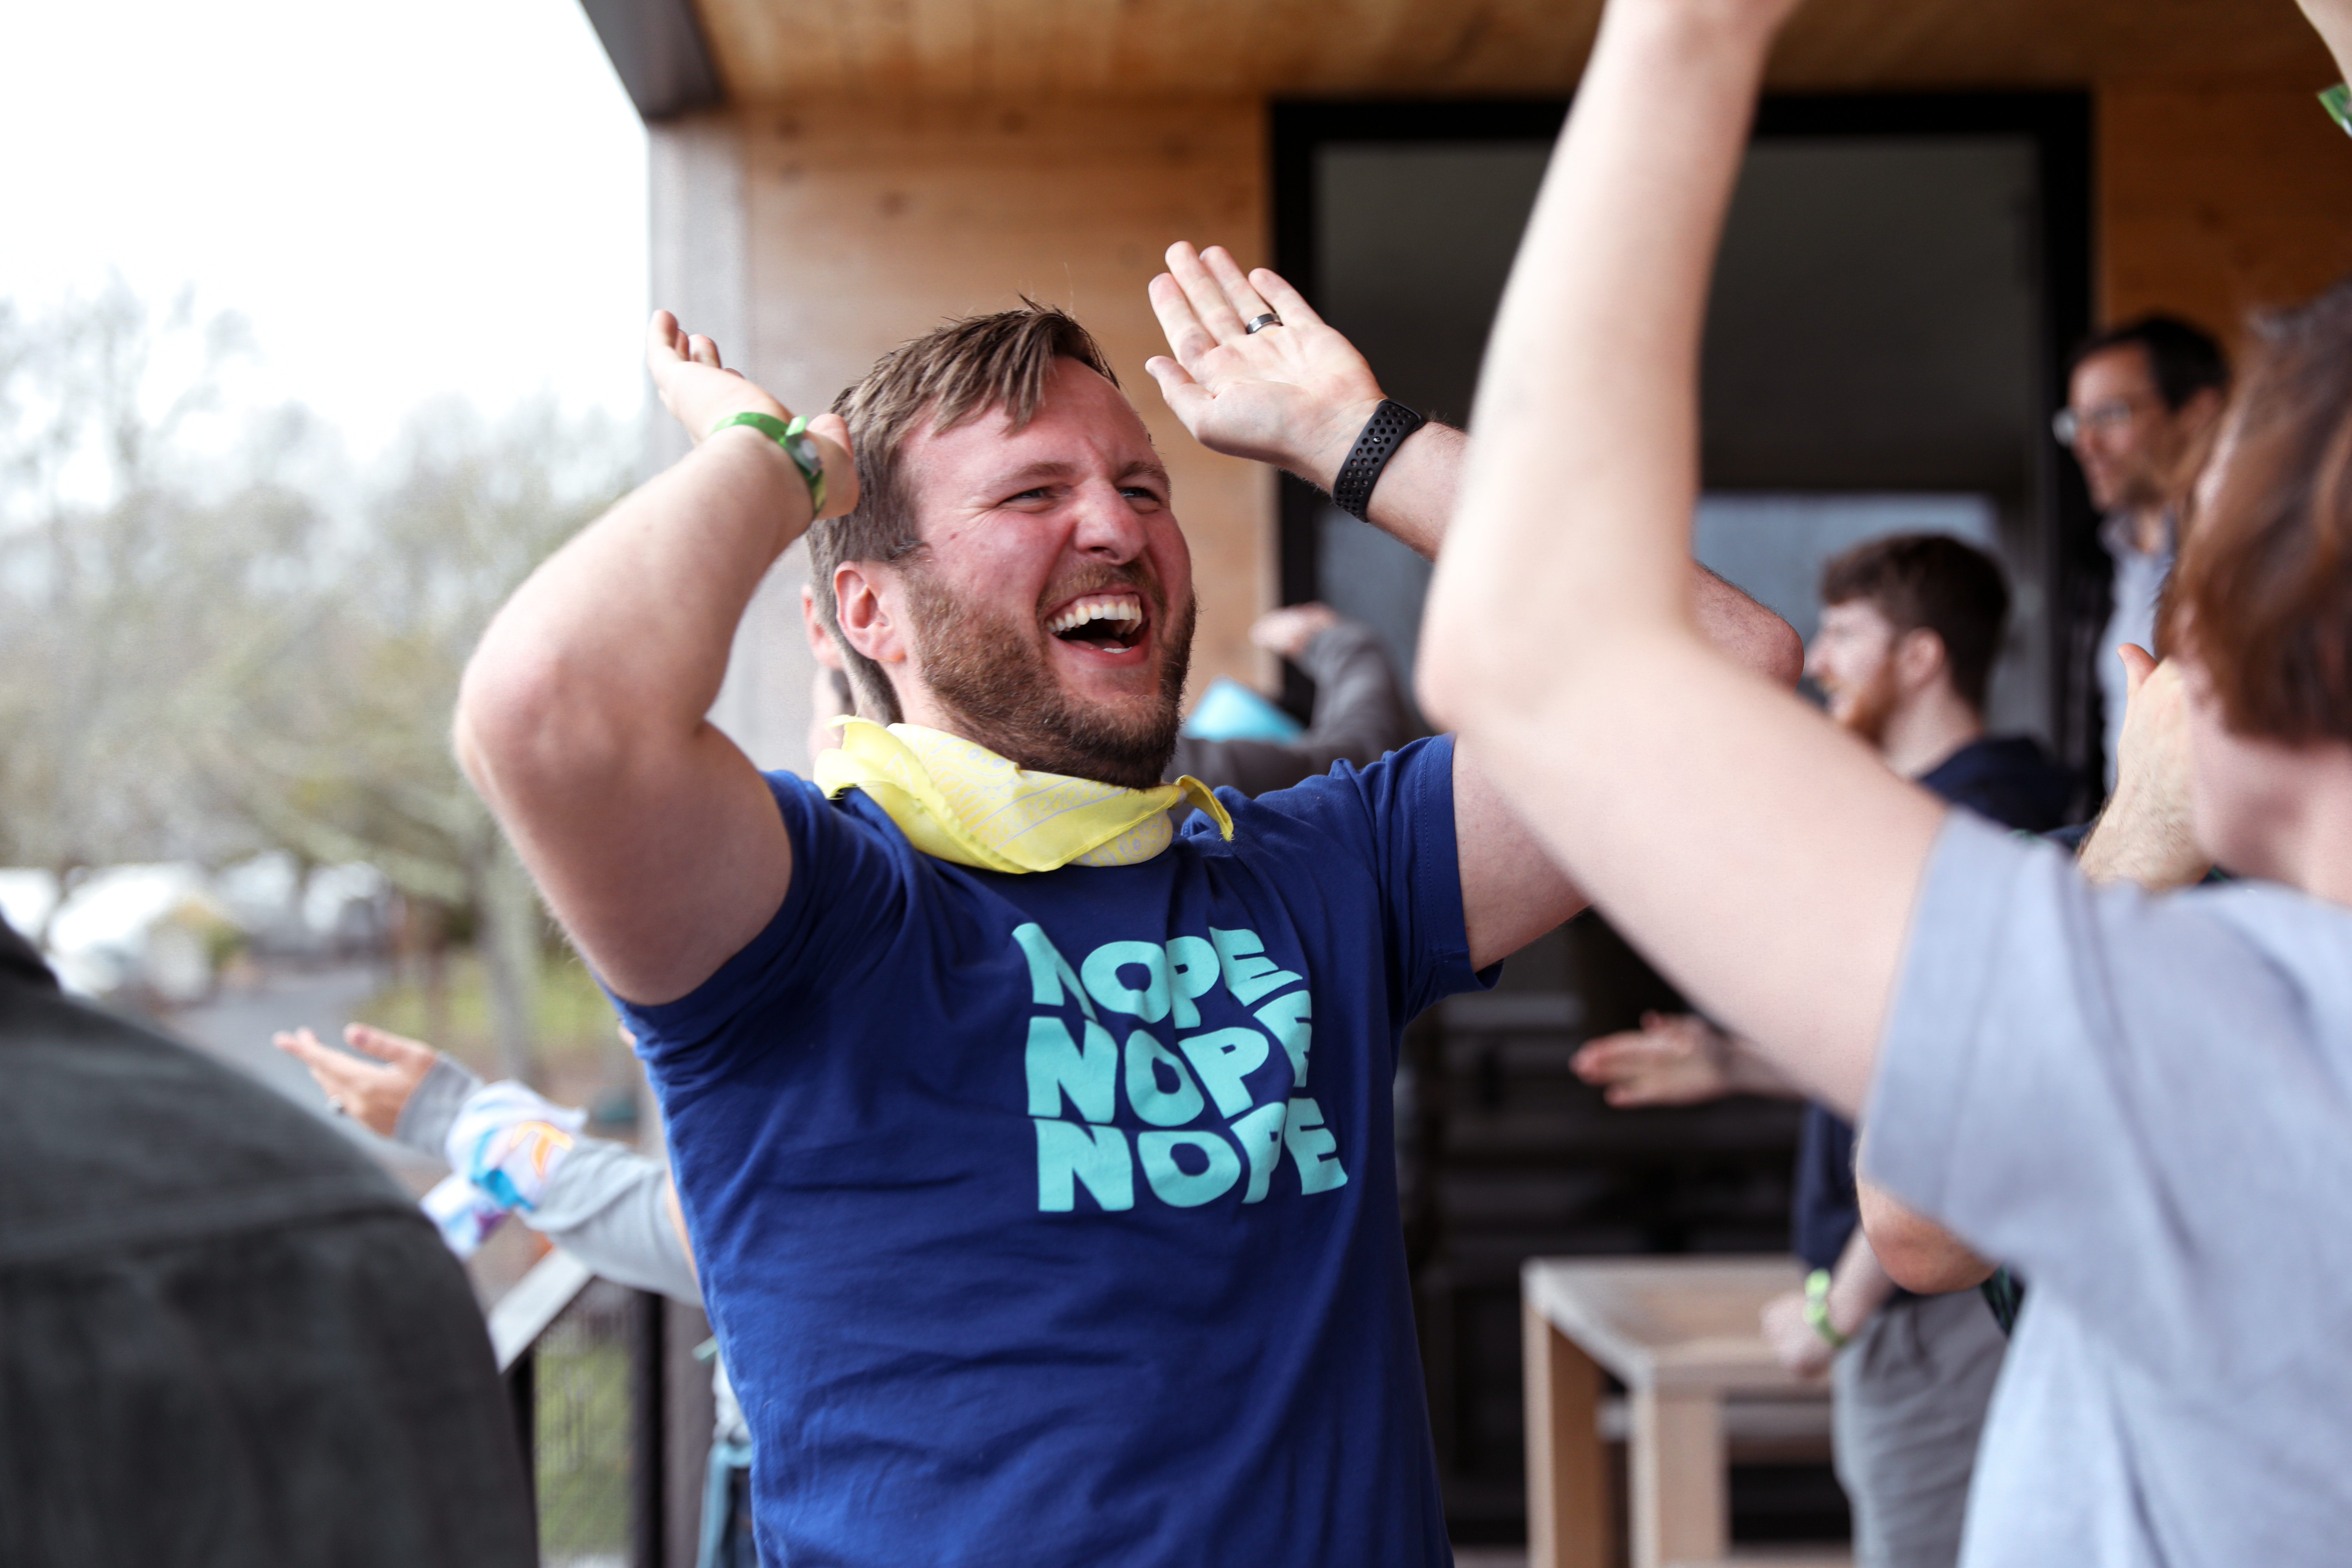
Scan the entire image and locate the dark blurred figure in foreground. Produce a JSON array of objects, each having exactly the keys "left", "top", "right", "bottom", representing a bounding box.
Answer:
[{"left": 0, "top": 912, "right": 534, "bottom": 1568}]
